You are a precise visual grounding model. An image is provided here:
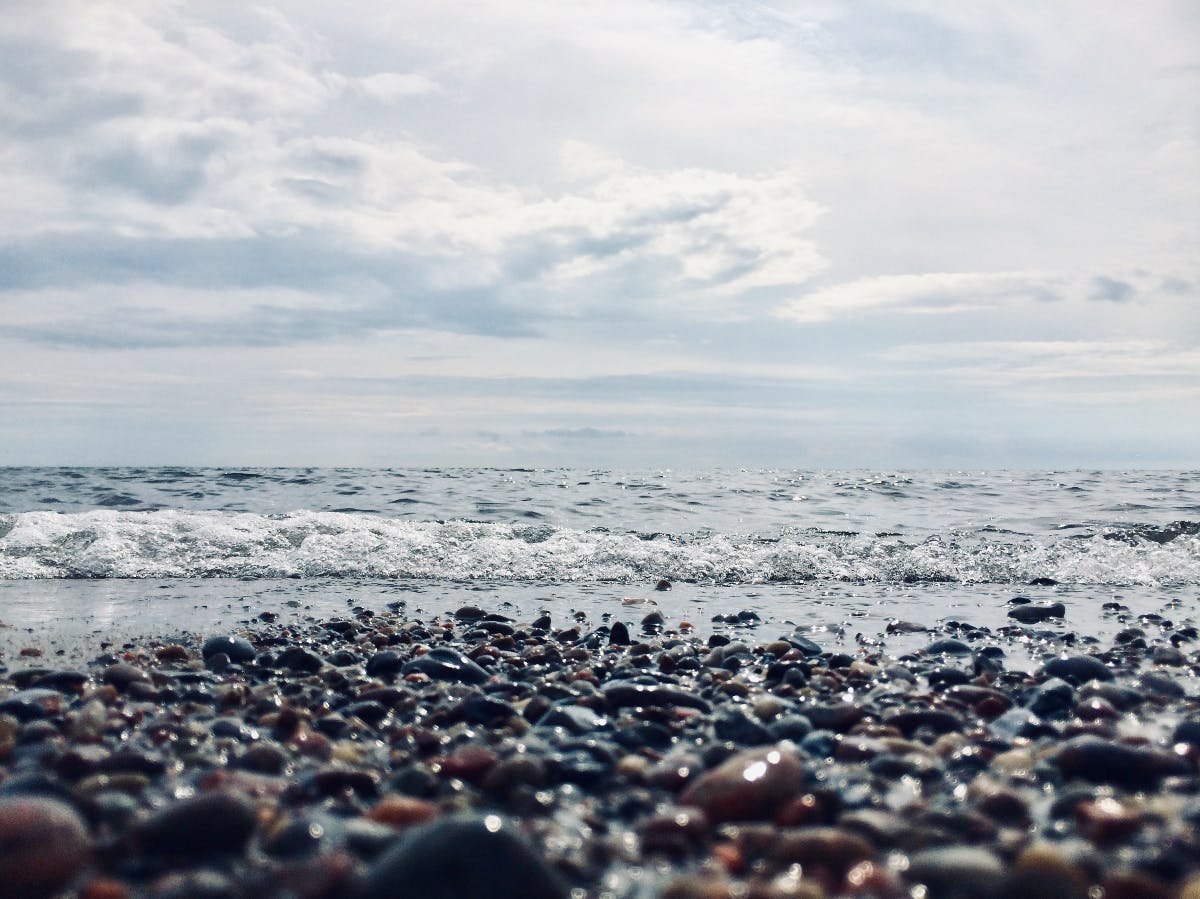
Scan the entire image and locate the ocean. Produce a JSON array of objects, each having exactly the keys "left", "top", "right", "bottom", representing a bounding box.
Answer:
[{"left": 1, "top": 467, "right": 1198, "bottom": 665}]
